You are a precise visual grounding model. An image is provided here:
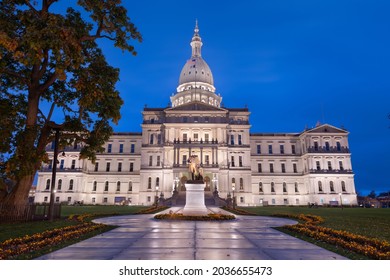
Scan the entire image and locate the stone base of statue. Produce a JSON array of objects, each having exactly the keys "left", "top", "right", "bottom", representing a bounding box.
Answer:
[{"left": 182, "top": 181, "right": 208, "bottom": 216}]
